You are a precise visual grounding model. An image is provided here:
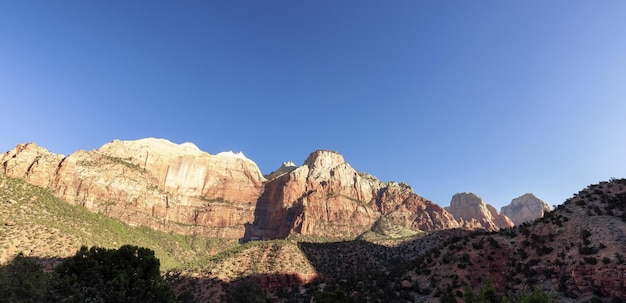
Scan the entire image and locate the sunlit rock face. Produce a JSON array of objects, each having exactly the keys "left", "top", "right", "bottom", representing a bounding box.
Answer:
[
  {"left": 1, "top": 143, "right": 65, "bottom": 188},
  {"left": 1, "top": 138, "right": 266, "bottom": 238},
  {"left": 501, "top": 193, "right": 551, "bottom": 225},
  {"left": 245, "top": 150, "right": 460, "bottom": 240},
  {"left": 446, "top": 193, "right": 514, "bottom": 231}
]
